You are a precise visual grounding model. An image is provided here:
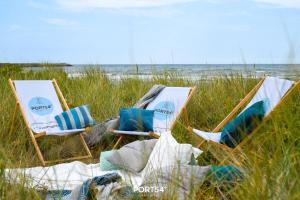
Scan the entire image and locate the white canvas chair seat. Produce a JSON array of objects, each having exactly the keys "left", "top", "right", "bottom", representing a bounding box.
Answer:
[
  {"left": 192, "top": 129, "right": 222, "bottom": 143},
  {"left": 192, "top": 76, "right": 295, "bottom": 143},
  {"left": 112, "top": 87, "right": 193, "bottom": 137},
  {"left": 14, "top": 80, "right": 84, "bottom": 136}
]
